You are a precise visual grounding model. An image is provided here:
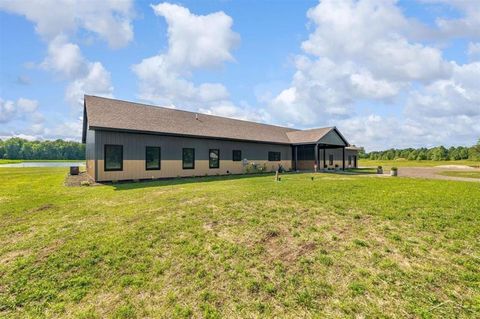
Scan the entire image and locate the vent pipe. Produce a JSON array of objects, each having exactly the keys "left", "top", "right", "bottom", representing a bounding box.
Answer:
[{"left": 195, "top": 113, "right": 198, "bottom": 120}]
